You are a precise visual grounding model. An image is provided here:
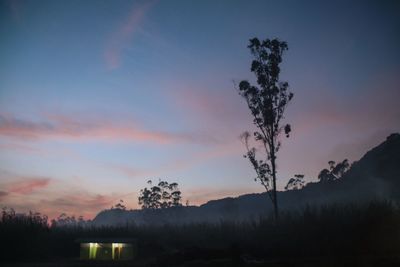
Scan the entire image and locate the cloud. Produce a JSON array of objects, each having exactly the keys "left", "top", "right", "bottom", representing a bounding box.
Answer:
[
  {"left": 0, "top": 191, "right": 8, "bottom": 201},
  {"left": 8, "top": 178, "right": 51, "bottom": 194},
  {"left": 0, "top": 175, "right": 51, "bottom": 197},
  {"left": 0, "top": 172, "right": 134, "bottom": 220},
  {"left": 42, "top": 193, "right": 115, "bottom": 211},
  {"left": 1, "top": 192, "right": 118, "bottom": 220},
  {"left": 33, "top": 190, "right": 137, "bottom": 220},
  {"left": 104, "top": 1, "right": 155, "bottom": 69},
  {"left": 0, "top": 113, "right": 213, "bottom": 144}
]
